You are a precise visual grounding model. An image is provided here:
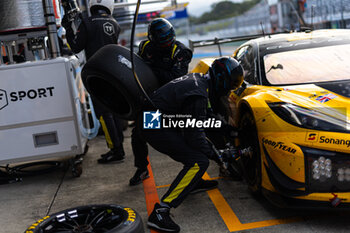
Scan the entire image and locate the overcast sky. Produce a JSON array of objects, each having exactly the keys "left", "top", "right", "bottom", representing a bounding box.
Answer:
[
  {"left": 128, "top": 0, "right": 245, "bottom": 17},
  {"left": 181, "top": 0, "right": 244, "bottom": 16}
]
